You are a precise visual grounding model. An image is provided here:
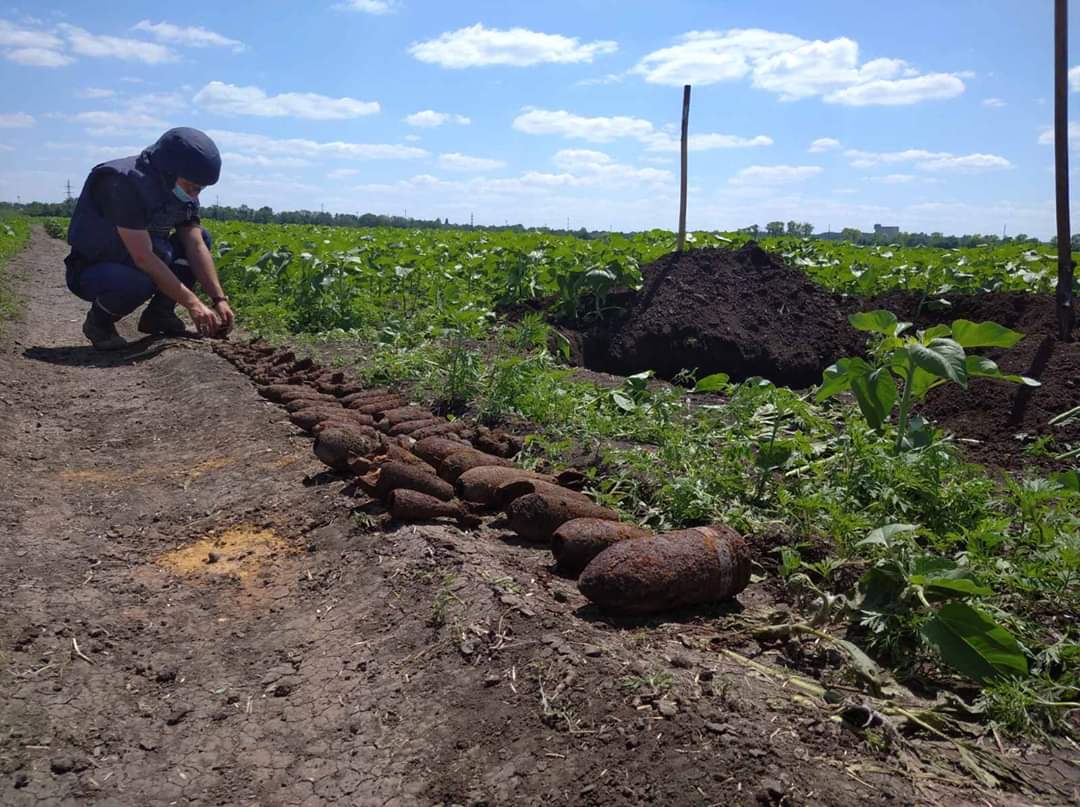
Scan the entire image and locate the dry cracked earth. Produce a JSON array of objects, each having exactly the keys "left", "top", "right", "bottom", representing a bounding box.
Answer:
[{"left": 1, "top": 227, "right": 1077, "bottom": 807}]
